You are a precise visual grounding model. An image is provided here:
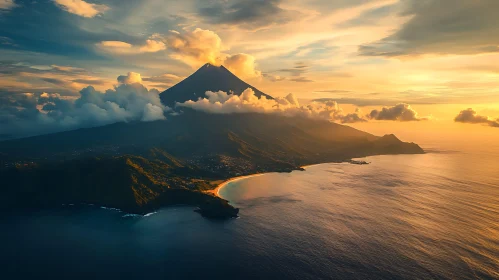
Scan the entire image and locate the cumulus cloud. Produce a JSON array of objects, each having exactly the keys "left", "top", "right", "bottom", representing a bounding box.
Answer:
[
  {"left": 176, "top": 89, "right": 426, "bottom": 124},
  {"left": 117, "top": 72, "right": 142, "bottom": 84},
  {"left": 342, "top": 108, "right": 368, "bottom": 124},
  {"left": 142, "top": 103, "right": 166, "bottom": 122},
  {"left": 177, "top": 88, "right": 366, "bottom": 123},
  {"left": 223, "top": 53, "right": 261, "bottom": 79},
  {"left": 454, "top": 108, "right": 499, "bottom": 128},
  {"left": 161, "top": 29, "right": 262, "bottom": 78},
  {"left": 164, "top": 28, "right": 225, "bottom": 67},
  {"left": 139, "top": 38, "right": 167, "bottom": 53},
  {"left": 368, "top": 103, "right": 425, "bottom": 121},
  {"left": 0, "top": 74, "right": 169, "bottom": 138},
  {"left": 54, "top": 0, "right": 109, "bottom": 18}
]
